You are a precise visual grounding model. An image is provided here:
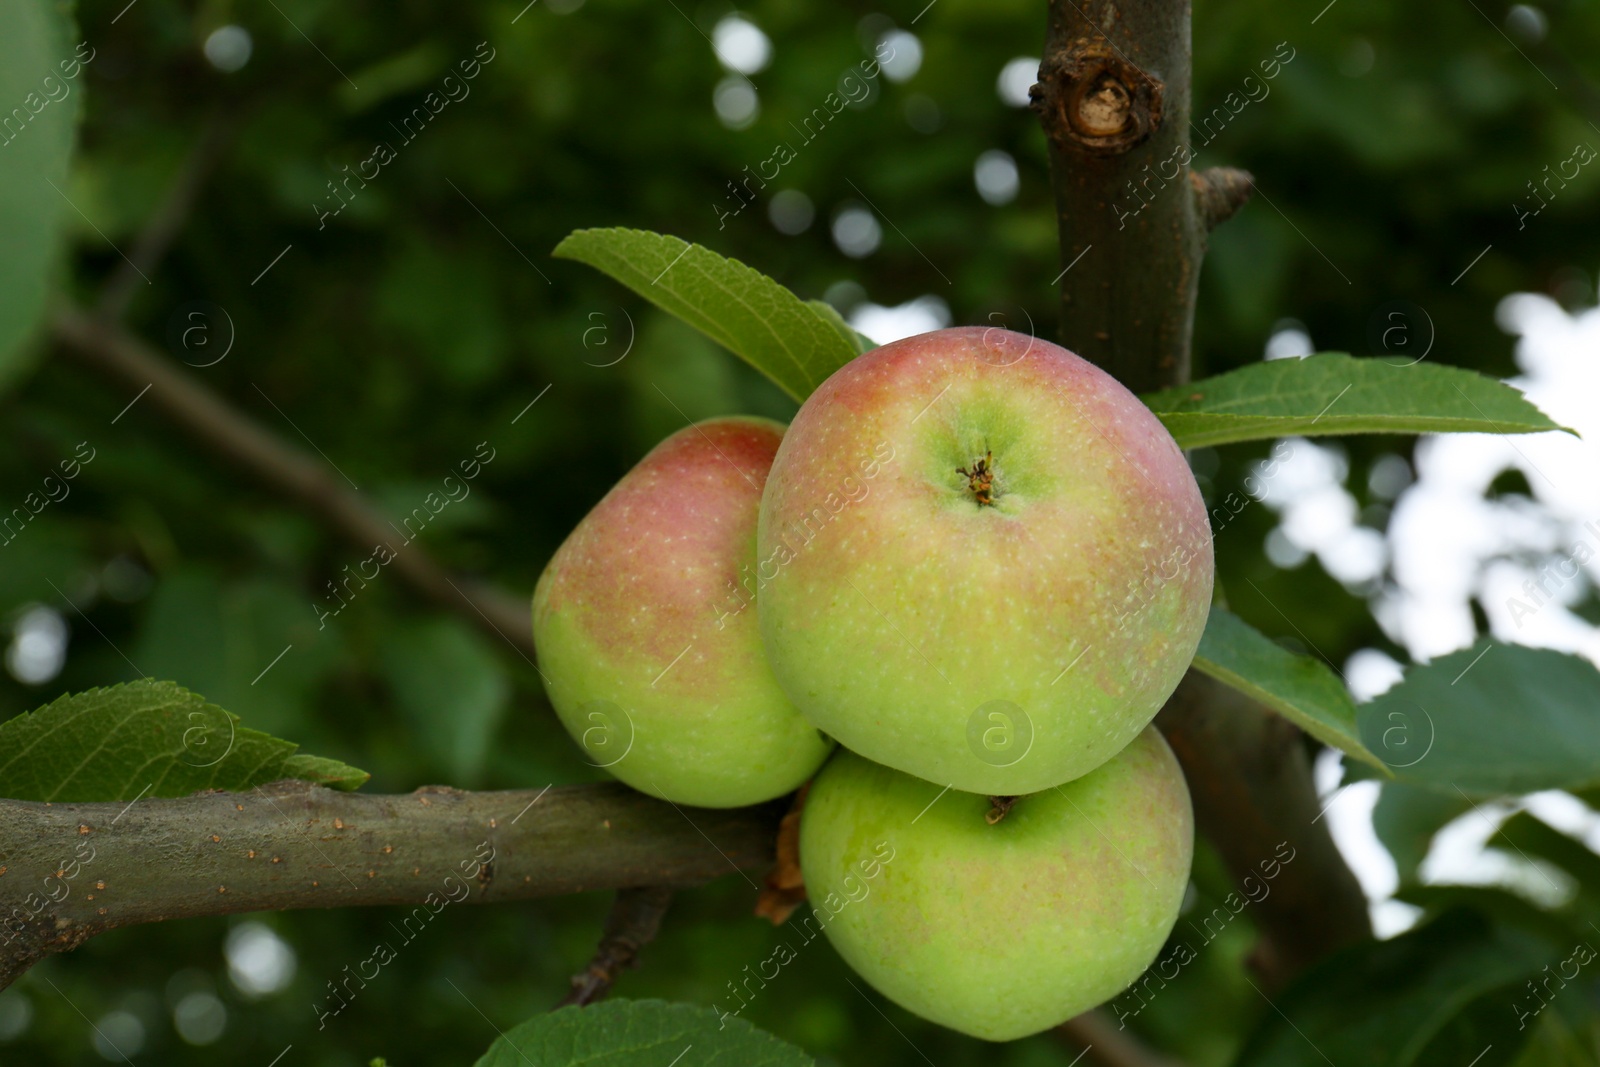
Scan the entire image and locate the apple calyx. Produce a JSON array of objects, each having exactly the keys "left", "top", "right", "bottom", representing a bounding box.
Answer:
[
  {"left": 957, "top": 450, "right": 998, "bottom": 506},
  {"left": 985, "top": 794, "right": 1018, "bottom": 824}
]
